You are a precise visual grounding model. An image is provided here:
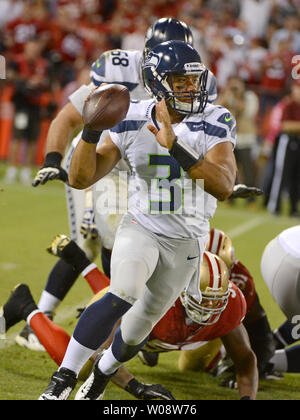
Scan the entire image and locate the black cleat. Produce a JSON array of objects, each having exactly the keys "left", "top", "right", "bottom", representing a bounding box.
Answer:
[
  {"left": 75, "top": 353, "right": 115, "bottom": 400},
  {"left": 38, "top": 368, "right": 77, "bottom": 400},
  {"left": 1, "top": 284, "right": 38, "bottom": 331},
  {"left": 138, "top": 350, "right": 159, "bottom": 367},
  {"left": 47, "top": 234, "right": 90, "bottom": 272},
  {"left": 46, "top": 234, "right": 72, "bottom": 257}
]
